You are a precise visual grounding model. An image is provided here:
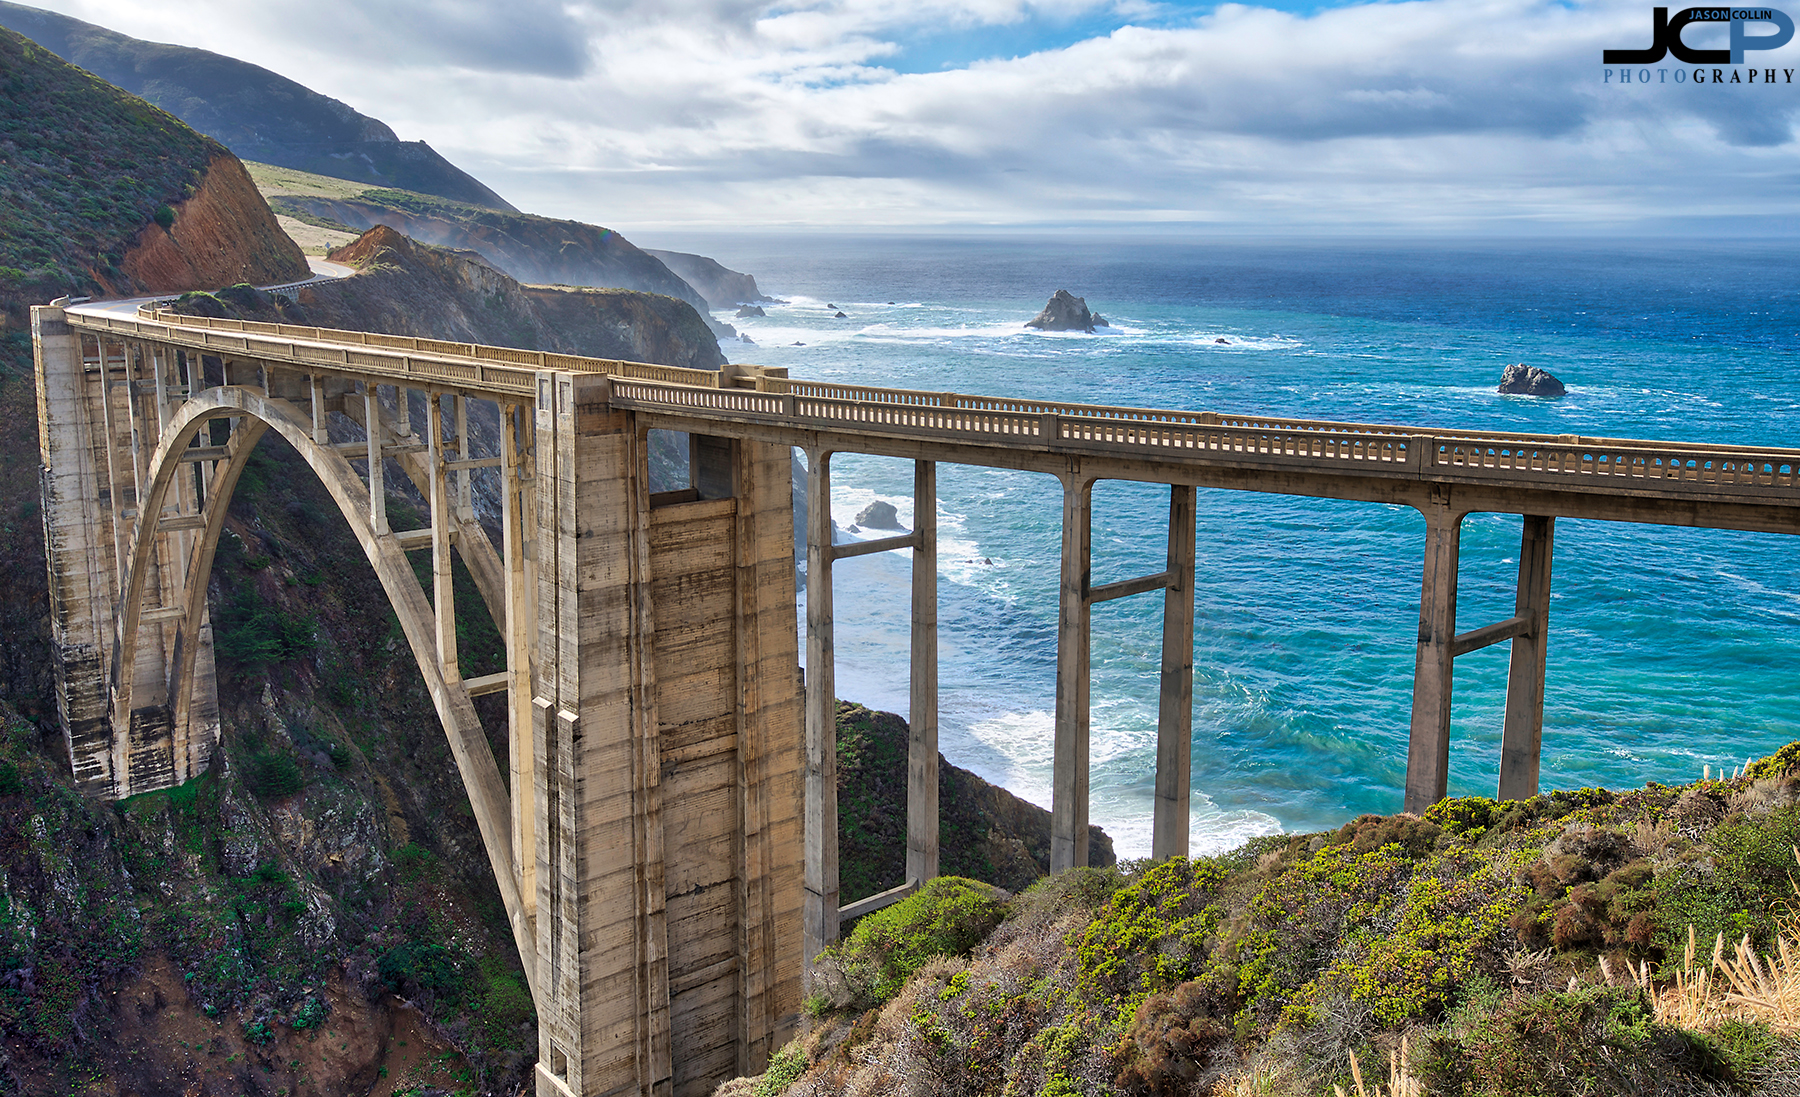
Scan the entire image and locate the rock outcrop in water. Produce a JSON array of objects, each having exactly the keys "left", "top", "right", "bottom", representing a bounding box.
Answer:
[
  {"left": 1498, "top": 363, "right": 1566, "bottom": 396},
  {"left": 854, "top": 500, "right": 904, "bottom": 530},
  {"left": 1026, "top": 289, "right": 1108, "bottom": 333}
]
